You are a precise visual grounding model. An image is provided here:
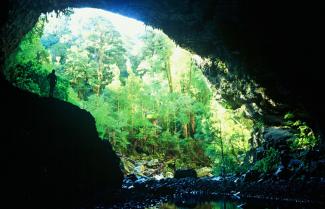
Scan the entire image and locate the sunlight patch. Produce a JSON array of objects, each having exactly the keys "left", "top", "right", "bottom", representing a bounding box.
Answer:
[{"left": 5, "top": 7, "right": 258, "bottom": 177}]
